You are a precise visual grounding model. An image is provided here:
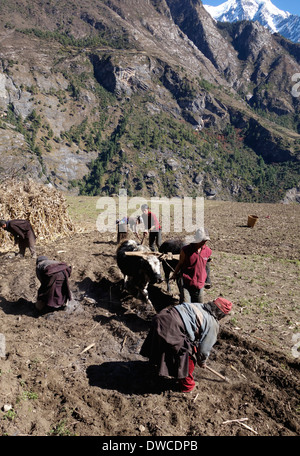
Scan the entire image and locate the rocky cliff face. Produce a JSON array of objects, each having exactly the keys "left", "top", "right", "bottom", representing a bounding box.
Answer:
[{"left": 0, "top": 0, "right": 299, "bottom": 202}]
